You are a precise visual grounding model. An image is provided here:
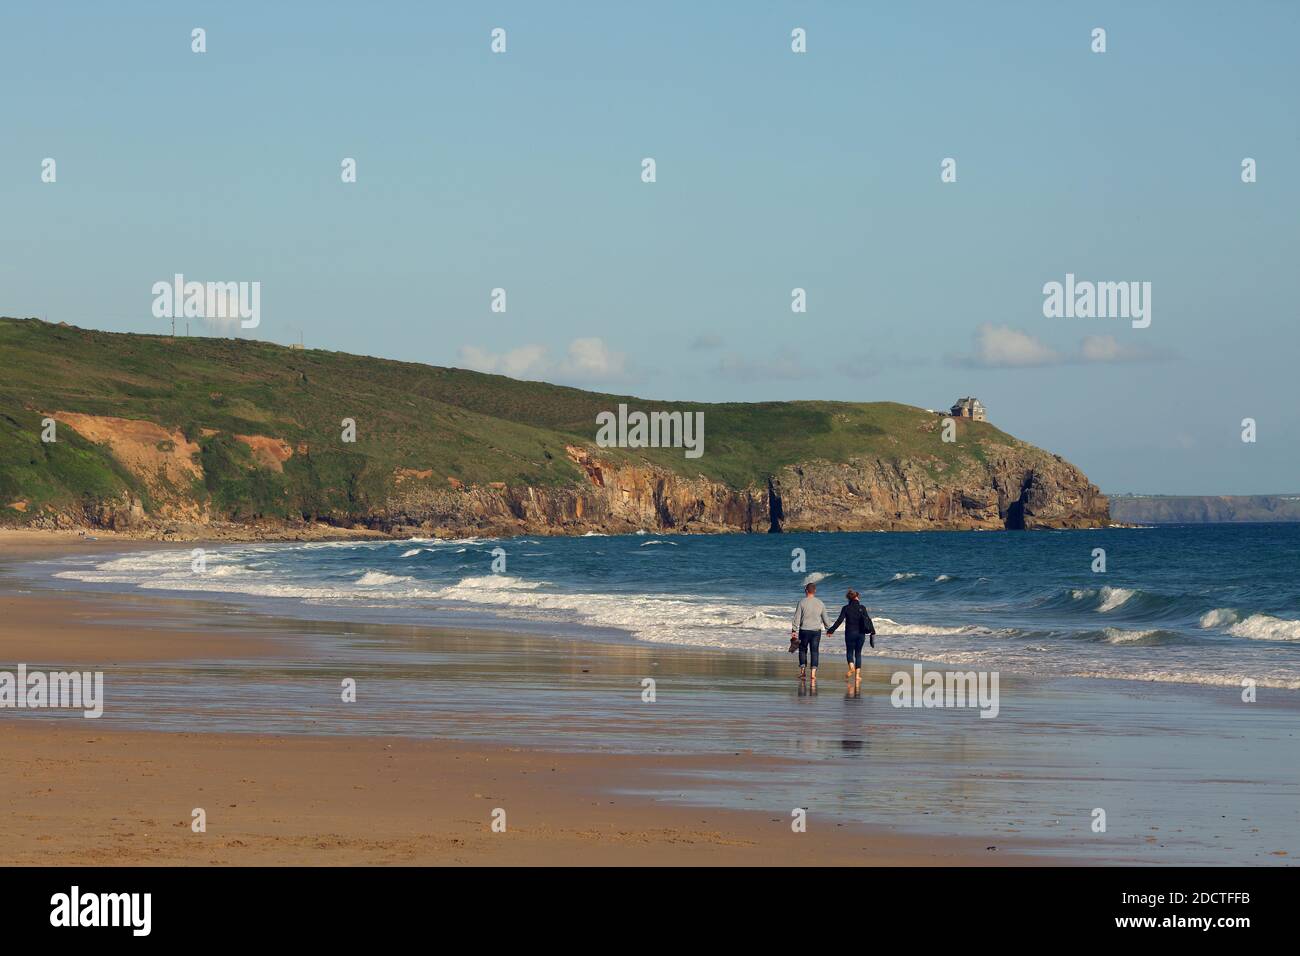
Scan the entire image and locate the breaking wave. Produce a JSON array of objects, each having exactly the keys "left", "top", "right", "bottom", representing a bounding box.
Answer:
[
  {"left": 1227, "top": 614, "right": 1300, "bottom": 642},
  {"left": 40, "top": 525, "right": 1300, "bottom": 691}
]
